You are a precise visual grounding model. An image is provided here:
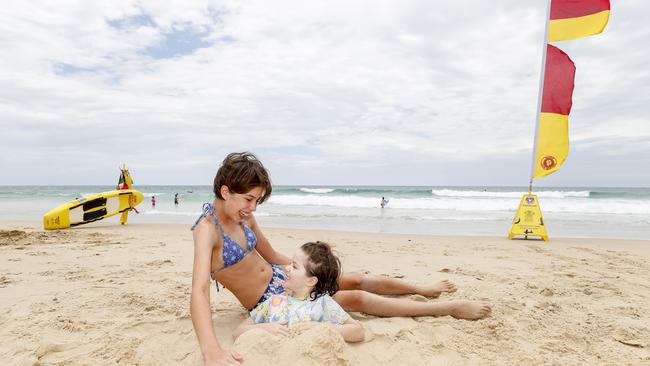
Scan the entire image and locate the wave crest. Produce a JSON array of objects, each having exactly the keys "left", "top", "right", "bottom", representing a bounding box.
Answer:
[
  {"left": 431, "top": 189, "right": 590, "bottom": 199},
  {"left": 299, "top": 188, "right": 335, "bottom": 194}
]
